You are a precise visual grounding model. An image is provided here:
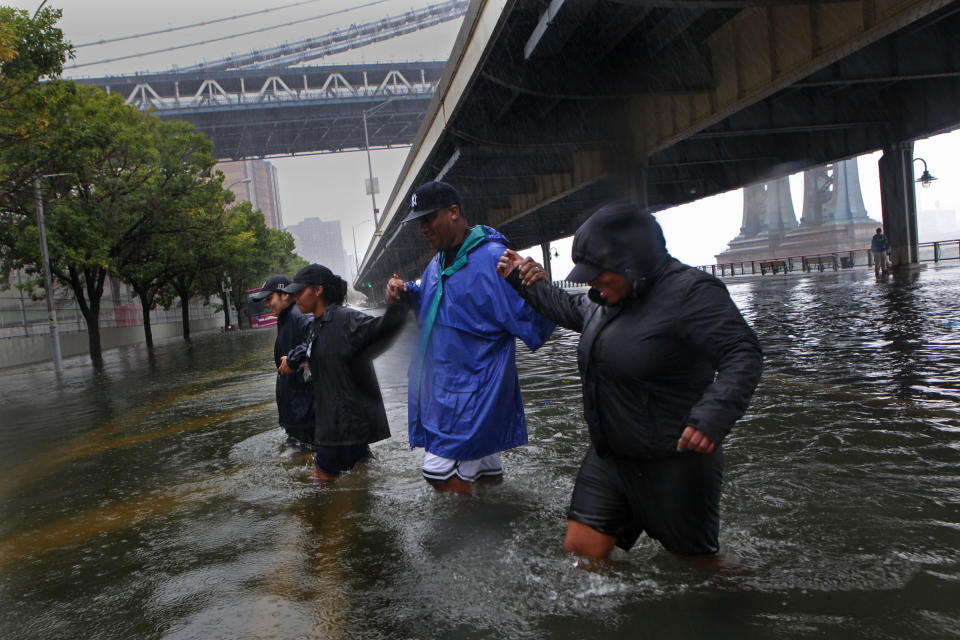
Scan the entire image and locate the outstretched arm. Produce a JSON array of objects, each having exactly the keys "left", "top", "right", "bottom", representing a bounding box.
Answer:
[
  {"left": 497, "top": 249, "right": 590, "bottom": 333},
  {"left": 346, "top": 303, "right": 408, "bottom": 360}
]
